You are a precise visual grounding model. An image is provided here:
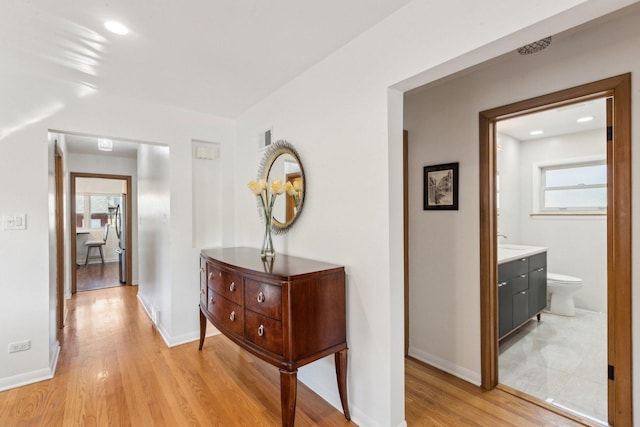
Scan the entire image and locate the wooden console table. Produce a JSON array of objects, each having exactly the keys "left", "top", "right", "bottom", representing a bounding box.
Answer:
[{"left": 198, "top": 247, "right": 350, "bottom": 426}]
